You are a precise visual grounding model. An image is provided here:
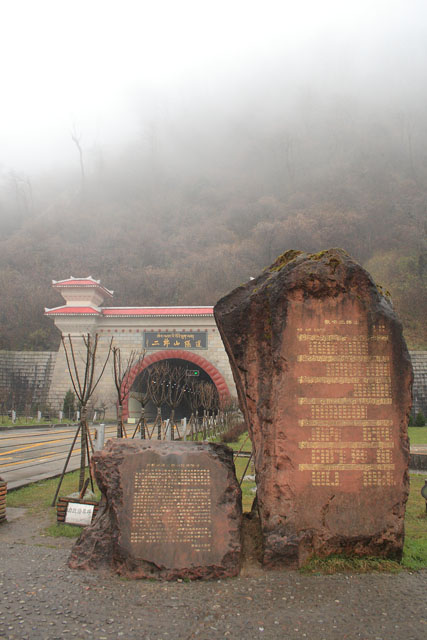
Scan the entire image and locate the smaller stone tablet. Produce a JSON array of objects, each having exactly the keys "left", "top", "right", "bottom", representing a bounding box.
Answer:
[{"left": 69, "top": 440, "right": 242, "bottom": 580}]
